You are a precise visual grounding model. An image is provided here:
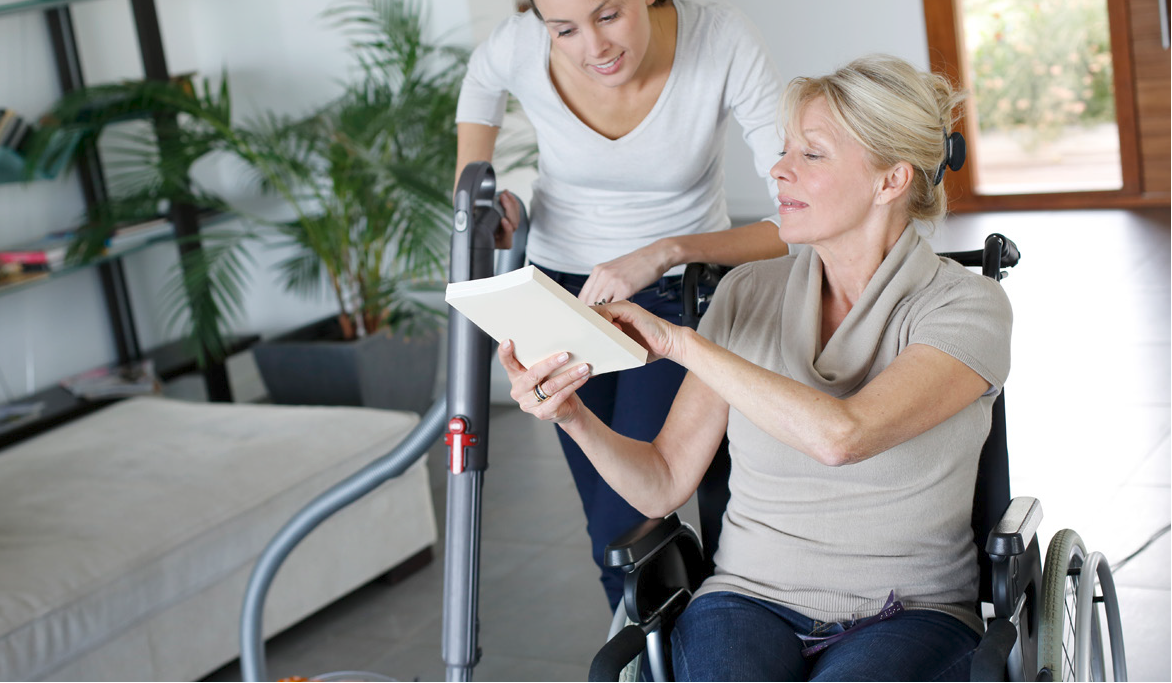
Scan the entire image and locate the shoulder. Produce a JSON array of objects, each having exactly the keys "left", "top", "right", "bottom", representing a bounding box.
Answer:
[
  {"left": 474, "top": 10, "right": 545, "bottom": 64},
  {"left": 924, "top": 257, "right": 1013, "bottom": 317},
  {"left": 680, "top": 0, "right": 756, "bottom": 36},
  {"left": 710, "top": 256, "right": 795, "bottom": 319}
]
